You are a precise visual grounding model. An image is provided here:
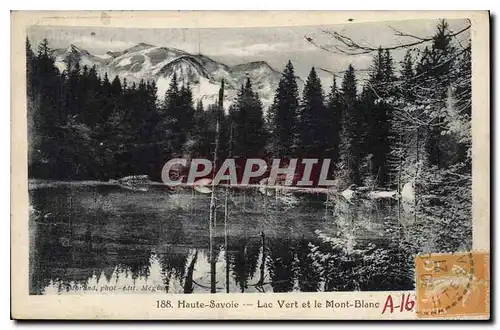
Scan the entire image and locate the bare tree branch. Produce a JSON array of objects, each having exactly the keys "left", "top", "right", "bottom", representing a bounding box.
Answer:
[{"left": 305, "top": 21, "right": 471, "bottom": 56}]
